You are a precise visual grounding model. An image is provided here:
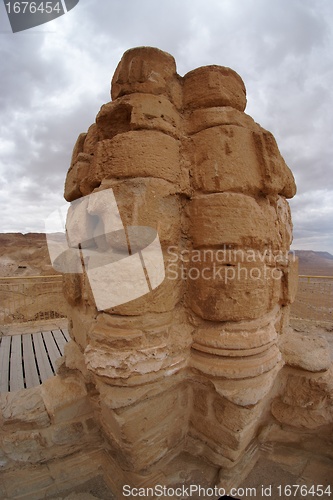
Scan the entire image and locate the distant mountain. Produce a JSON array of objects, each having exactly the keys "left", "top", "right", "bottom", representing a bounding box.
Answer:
[{"left": 293, "top": 250, "right": 333, "bottom": 276}]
